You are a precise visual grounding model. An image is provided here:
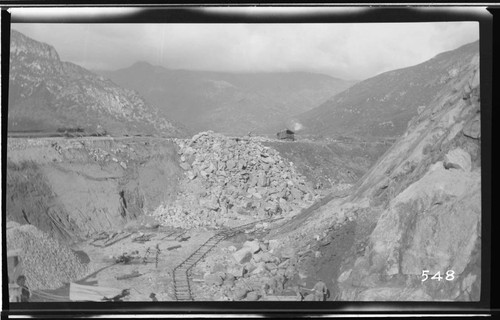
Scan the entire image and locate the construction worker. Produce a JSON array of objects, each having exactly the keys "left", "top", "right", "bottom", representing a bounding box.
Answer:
[
  {"left": 312, "top": 281, "right": 328, "bottom": 301},
  {"left": 16, "top": 276, "right": 30, "bottom": 302}
]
